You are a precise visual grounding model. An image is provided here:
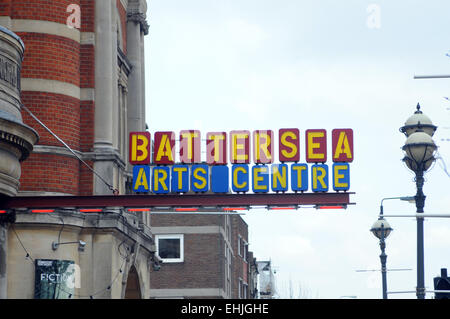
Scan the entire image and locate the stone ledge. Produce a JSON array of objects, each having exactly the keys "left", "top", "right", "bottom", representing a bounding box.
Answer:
[{"left": 13, "top": 208, "right": 155, "bottom": 253}]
